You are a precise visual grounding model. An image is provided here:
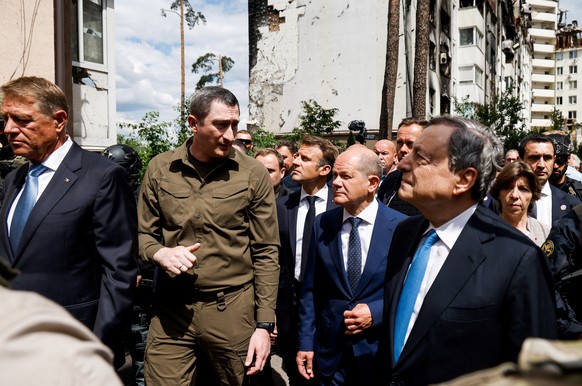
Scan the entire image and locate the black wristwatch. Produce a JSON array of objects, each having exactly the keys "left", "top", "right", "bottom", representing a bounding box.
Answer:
[{"left": 255, "top": 322, "right": 275, "bottom": 333}]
